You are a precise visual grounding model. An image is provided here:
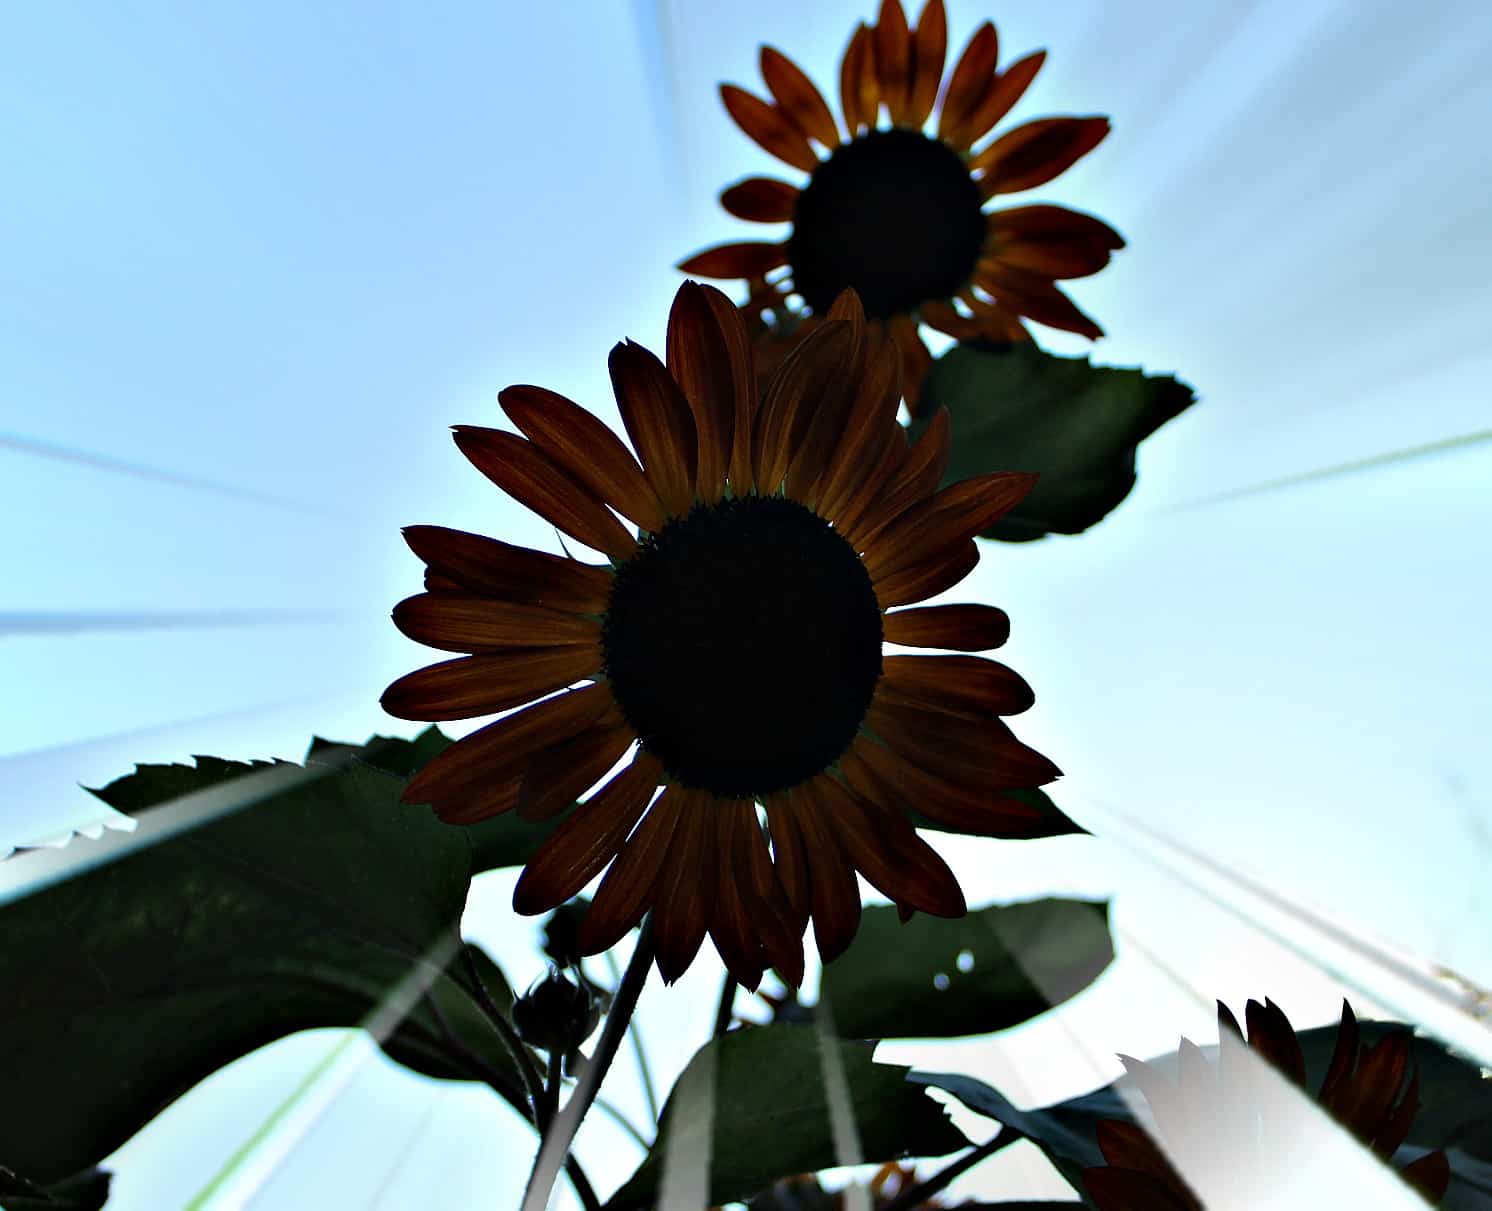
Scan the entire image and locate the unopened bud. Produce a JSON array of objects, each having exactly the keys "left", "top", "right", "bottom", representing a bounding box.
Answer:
[{"left": 512, "top": 967, "right": 601, "bottom": 1056}]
